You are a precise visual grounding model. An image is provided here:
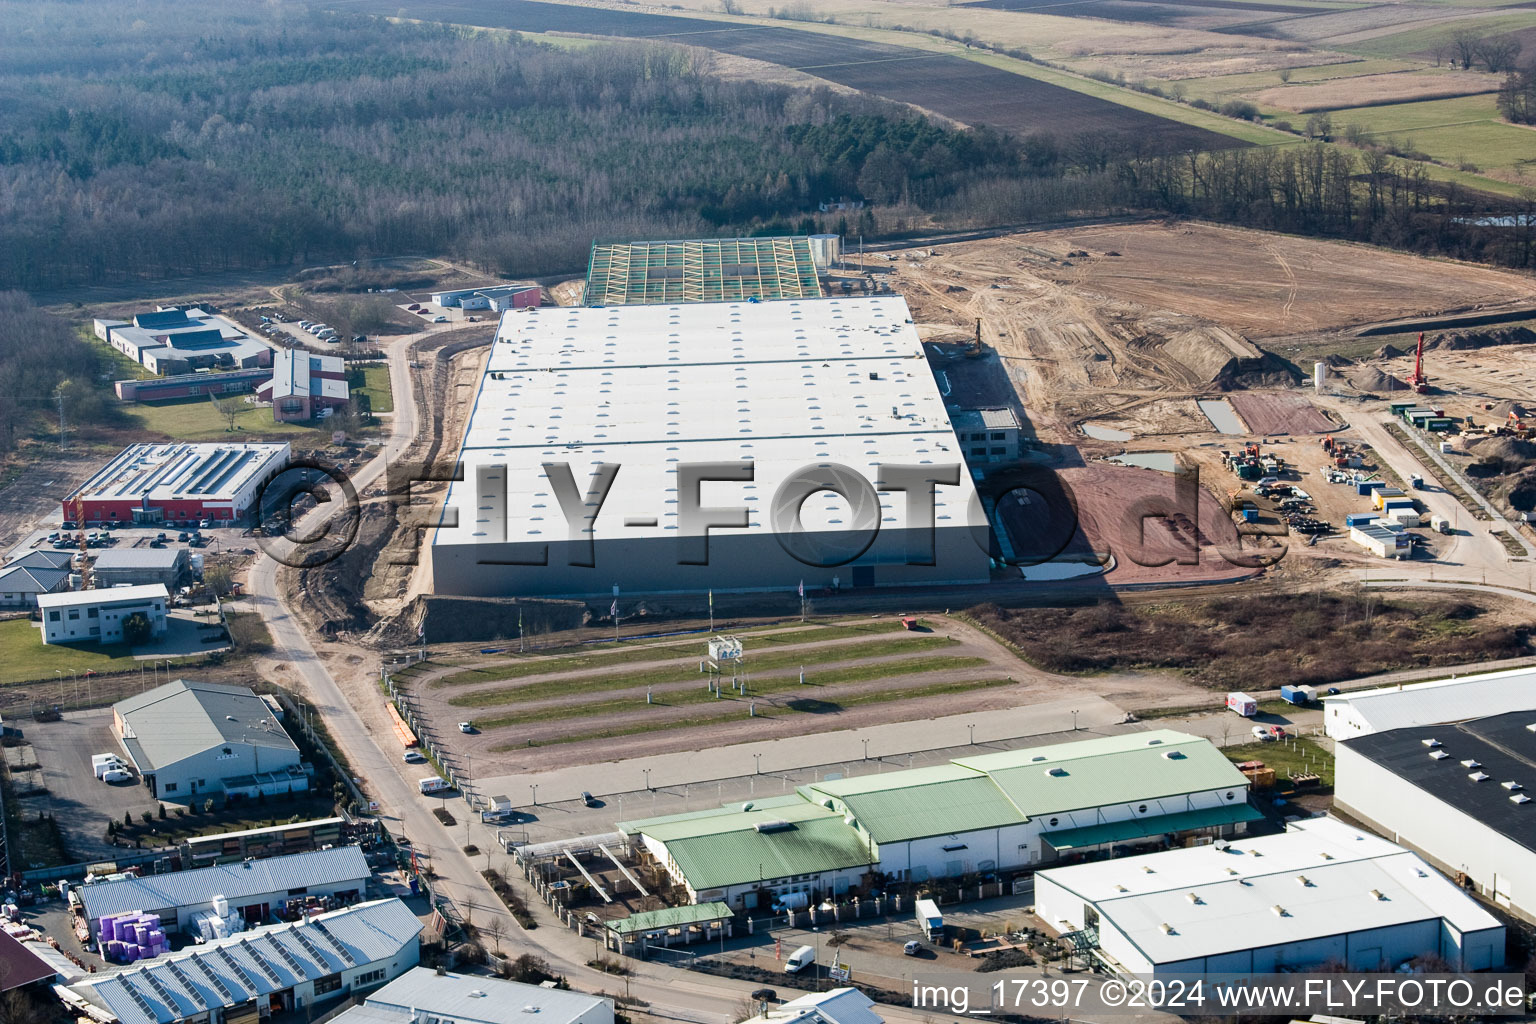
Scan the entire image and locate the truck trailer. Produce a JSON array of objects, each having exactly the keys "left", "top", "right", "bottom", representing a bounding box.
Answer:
[{"left": 1226, "top": 691, "right": 1258, "bottom": 717}]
